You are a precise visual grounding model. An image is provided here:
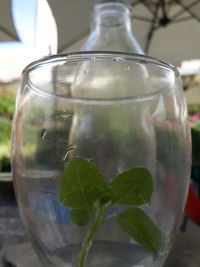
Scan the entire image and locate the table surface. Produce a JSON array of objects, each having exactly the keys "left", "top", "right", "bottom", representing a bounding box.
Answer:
[{"left": 1, "top": 204, "right": 200, "bottom": 267}]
